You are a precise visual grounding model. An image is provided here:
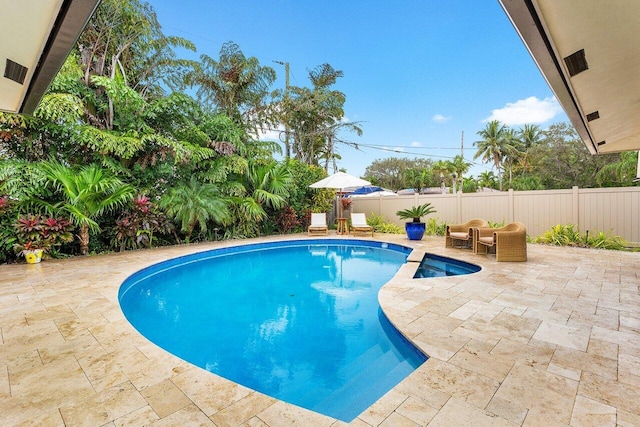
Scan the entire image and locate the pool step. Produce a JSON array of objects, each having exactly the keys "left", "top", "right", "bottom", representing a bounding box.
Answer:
[
  {"left": 312, "top": 353, "right": 414, "bottom": 421},
  {"left": 298, "top": 345, "right": 414, "bottom": 421}
]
